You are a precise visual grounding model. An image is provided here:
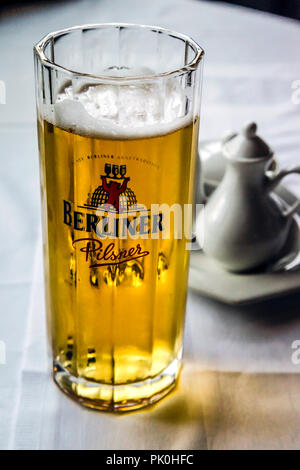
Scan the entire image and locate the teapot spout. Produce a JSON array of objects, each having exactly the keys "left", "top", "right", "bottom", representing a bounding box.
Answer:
[{"left": 266, "top": 165, "right": 300, "bottom": 192}]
